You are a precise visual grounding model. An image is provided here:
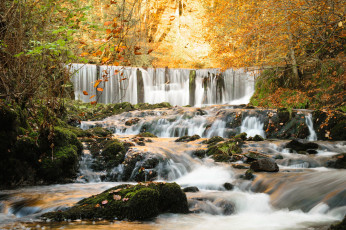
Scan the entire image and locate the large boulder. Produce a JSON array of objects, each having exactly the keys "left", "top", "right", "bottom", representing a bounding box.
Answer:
[
  {"left": 41, "top": 182, "right": 189, "bottom": 221},
  {"left": 250, "top": 158, "right": 279, "bottom": 172},
  {"left": 285, "top": 139, "right": 318, "bottom": 152}
]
